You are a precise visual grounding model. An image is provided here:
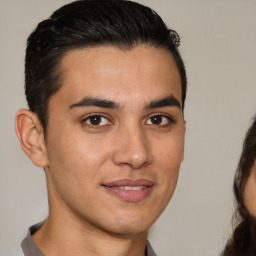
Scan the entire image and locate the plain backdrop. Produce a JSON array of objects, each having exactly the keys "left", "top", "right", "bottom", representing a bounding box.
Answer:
[{"left": 0, "top": 0, "right": 256, "bottom": 255}]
